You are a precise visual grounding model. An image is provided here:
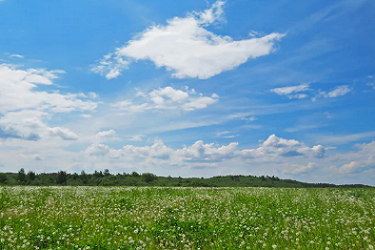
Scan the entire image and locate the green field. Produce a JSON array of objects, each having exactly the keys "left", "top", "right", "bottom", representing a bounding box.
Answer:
[{"left": 0, "top": 187, "right": 375, "bottom": 249}]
